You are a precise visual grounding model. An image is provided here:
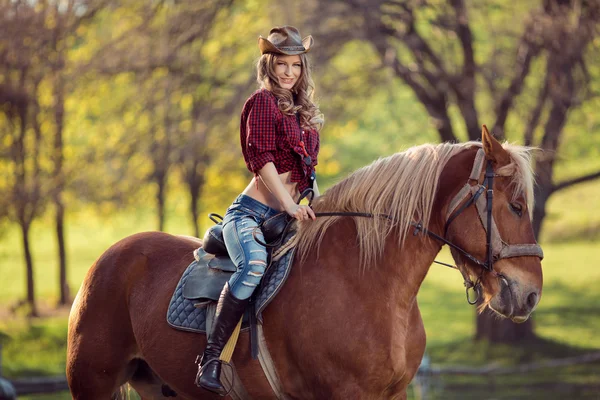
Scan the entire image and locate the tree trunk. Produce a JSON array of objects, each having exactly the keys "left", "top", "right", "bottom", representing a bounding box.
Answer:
[
  {"left": 53, "top": 68, "right": 70, "bottom": 306},
  {"left": 188, "top": 169, "right": 204, "bottom": 239},
  {"left": 20, "top": 223, "right": 38, "bottom": 317},
  {"left": 55, "top": 199, "right": 70, "bottom": 305},
  {"left": 157, "top": 178, "right": 166, "bottom": 232},
  {"left": 532, "top": 163, "right": 553, "bottom": 238},
  {"left": 190, "top": 182, "right": 200, "bottom": 238}
]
